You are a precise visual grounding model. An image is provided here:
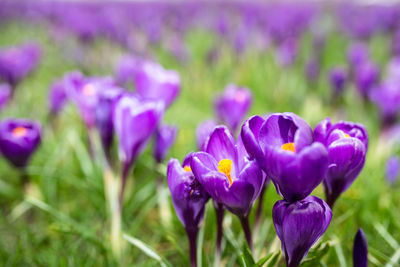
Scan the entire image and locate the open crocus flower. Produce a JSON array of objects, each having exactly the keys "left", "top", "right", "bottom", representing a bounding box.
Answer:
[
  {"left": 0, "top": 118, "right": 41, "bottom": 168},
  {"left": 273, "top": 196, "right": 332, "bottom": 267},
  {"left": 134, "top": 60, "right": 180, "bottom": 108},
  {"left": 214, "top": 85, "right": 252, "bottom": 133},
  {"left": 48, "top": 80, "right": 67, "bottom": 116},
  {"left": 241, "top": 113, "right": 328, "bottom": 202},
  {"left": 195, "top": 119, "right": 217, "bottom": 151},
  {"left": 0, "top": 43, "right": 41, "bottom": 89},
  {"left": 167, "top": 155, "right": 209, "bottom": 267},
  {"left": 353, "top": 228, "right": 368, "bottom": 267},
  {"left": 0, "top": 83, "right": 11, "bottom": 111},
  {"left": 153, "top": 124, "right": 178, "bottom": 164},
  {"left": 191, "top": 125, "right": 264, "bottom": 217},
  {"left": 113, "top": 95, "right": 164, "bottom": 190},
  {"left": 314, "top": 118, "right": 368, "bottom": 207}
]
